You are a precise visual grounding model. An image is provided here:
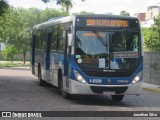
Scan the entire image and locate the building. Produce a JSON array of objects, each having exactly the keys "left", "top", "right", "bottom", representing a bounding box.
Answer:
[
  {"left": 134, "top": 13, "right": 146, "bottom": 27},
  {"left": 147, "top": 5, "right": 160, "bottom": 19},
  {"left": 134, "top": 5, "right": 160, "bottom": 27},
  {"left": 134, "top": 13, "right": 146, "bottom": 21}
]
